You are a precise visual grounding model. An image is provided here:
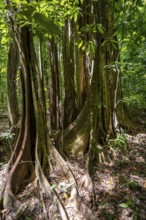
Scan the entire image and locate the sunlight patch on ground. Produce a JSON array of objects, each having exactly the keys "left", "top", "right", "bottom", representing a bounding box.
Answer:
[{"left": 98, "top": 175, "right": 116, "bottom": 192}]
